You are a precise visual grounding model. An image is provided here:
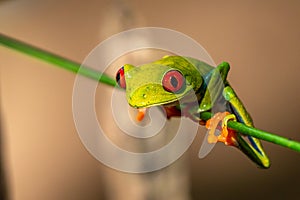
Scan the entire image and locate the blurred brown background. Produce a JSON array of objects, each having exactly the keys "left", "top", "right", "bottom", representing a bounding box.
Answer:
[{"left": 1, "top": 0, "right": 300, "bottom": 199}]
